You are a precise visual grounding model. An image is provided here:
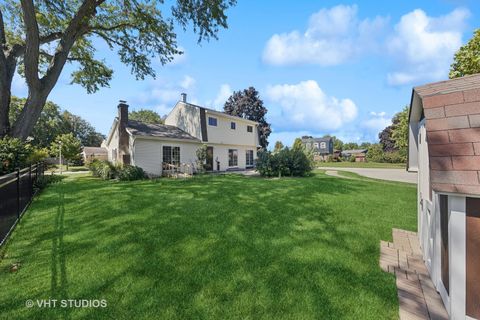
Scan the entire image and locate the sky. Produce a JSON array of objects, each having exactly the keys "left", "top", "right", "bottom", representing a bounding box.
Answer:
[{"left": 11, "top": 0, "right": 480, "bottom": 147}]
